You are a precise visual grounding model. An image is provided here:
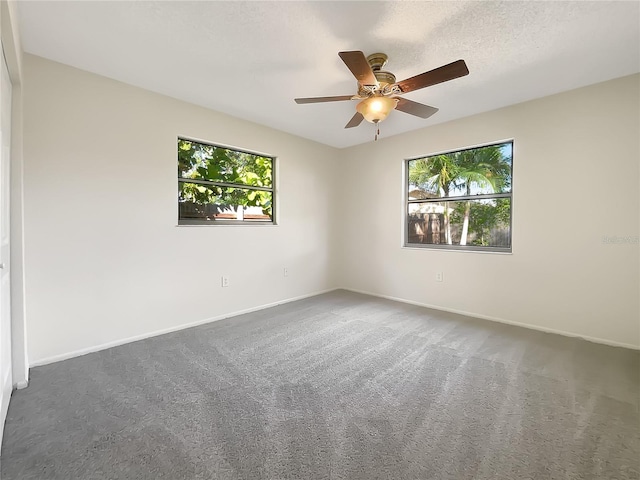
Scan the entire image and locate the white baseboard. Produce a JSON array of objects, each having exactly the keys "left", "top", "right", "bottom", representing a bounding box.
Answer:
[
  {"left": 342, "top": 287, "right": 640, "bottom": 351},
  {"left": 29, "top": 285, "right": 639, "bottom": 368},
  {"left": 15, "top": 380, "right": 28, "bottom": 390},
  {"left": 30, "top": 287, "right": 339, "bottom": 368}
]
